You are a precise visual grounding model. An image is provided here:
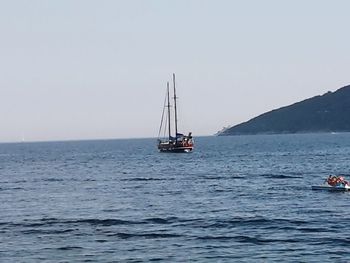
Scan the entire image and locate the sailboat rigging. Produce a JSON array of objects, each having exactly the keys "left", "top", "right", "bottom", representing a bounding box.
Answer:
[{"left": 157, "top": 74, "right": 194, "bottom": 153}]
